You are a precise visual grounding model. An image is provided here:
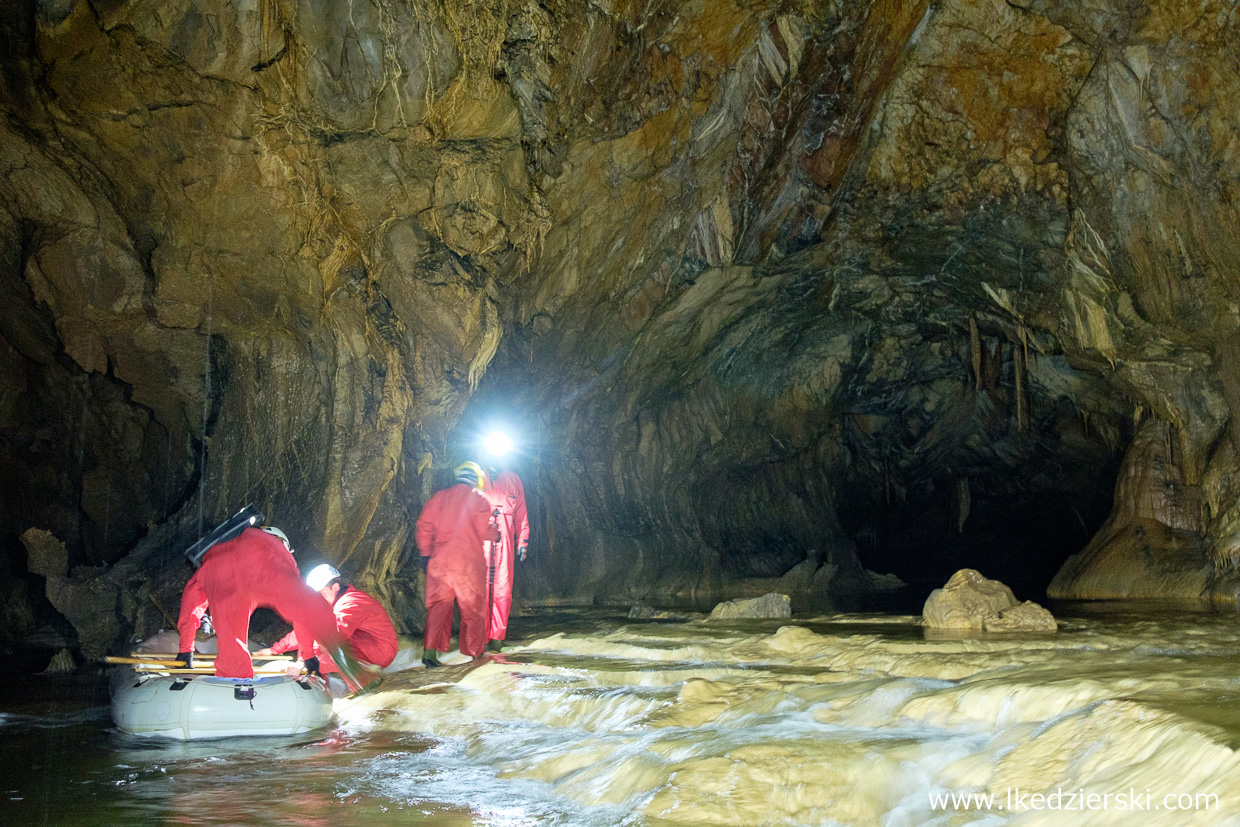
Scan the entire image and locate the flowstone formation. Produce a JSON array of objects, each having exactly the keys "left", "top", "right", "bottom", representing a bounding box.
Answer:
[{"left": 1, "top": 0, "right": 1239, "bottom": 662}]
